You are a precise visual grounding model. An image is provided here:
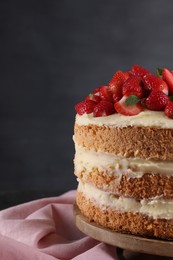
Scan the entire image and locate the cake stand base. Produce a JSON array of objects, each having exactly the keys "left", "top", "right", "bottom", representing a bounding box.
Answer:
[{"left": 73, "top": 203, "right": 173, "bottom": 258}]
